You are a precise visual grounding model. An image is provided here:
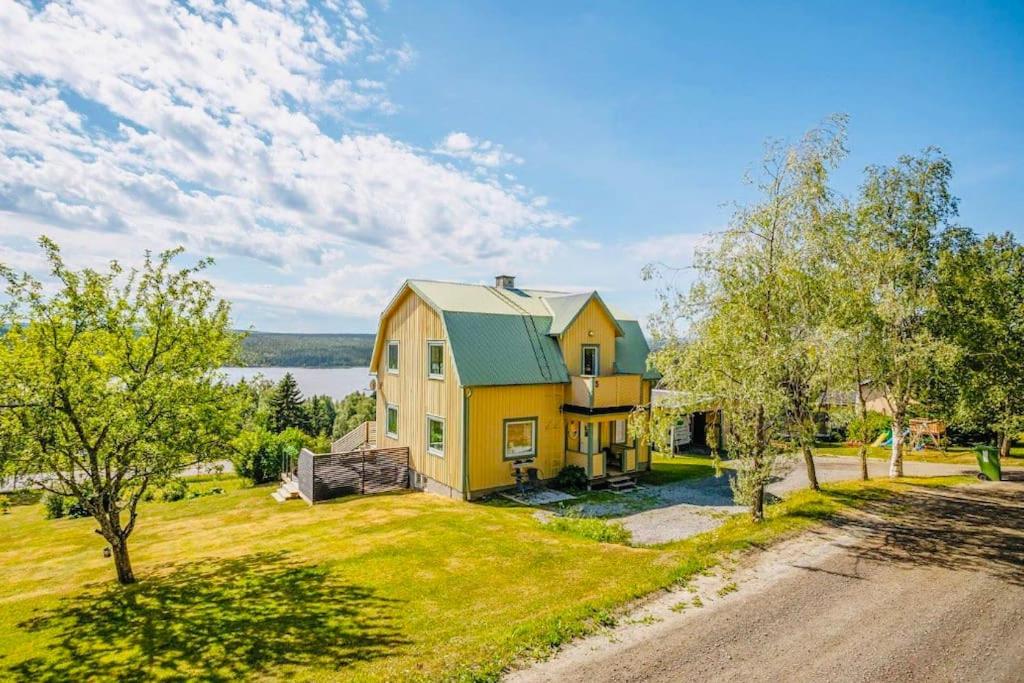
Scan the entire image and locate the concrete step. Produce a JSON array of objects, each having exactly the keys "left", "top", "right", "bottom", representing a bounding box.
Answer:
[{"left": 271, "top": 483, "right": 301, "bottom": 503}]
